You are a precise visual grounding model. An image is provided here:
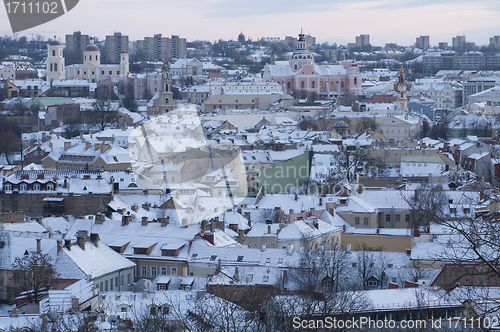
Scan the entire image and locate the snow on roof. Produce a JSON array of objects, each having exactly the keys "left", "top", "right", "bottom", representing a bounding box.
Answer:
[
  {"left": 0, "top": 221, "right": 46, "bottom": 232},
  {"left": 278, "top": 218, "right": 340, "bottom": 241},
  {"left": 56, "top": 242, "right": 135, "bottom": 280}
]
